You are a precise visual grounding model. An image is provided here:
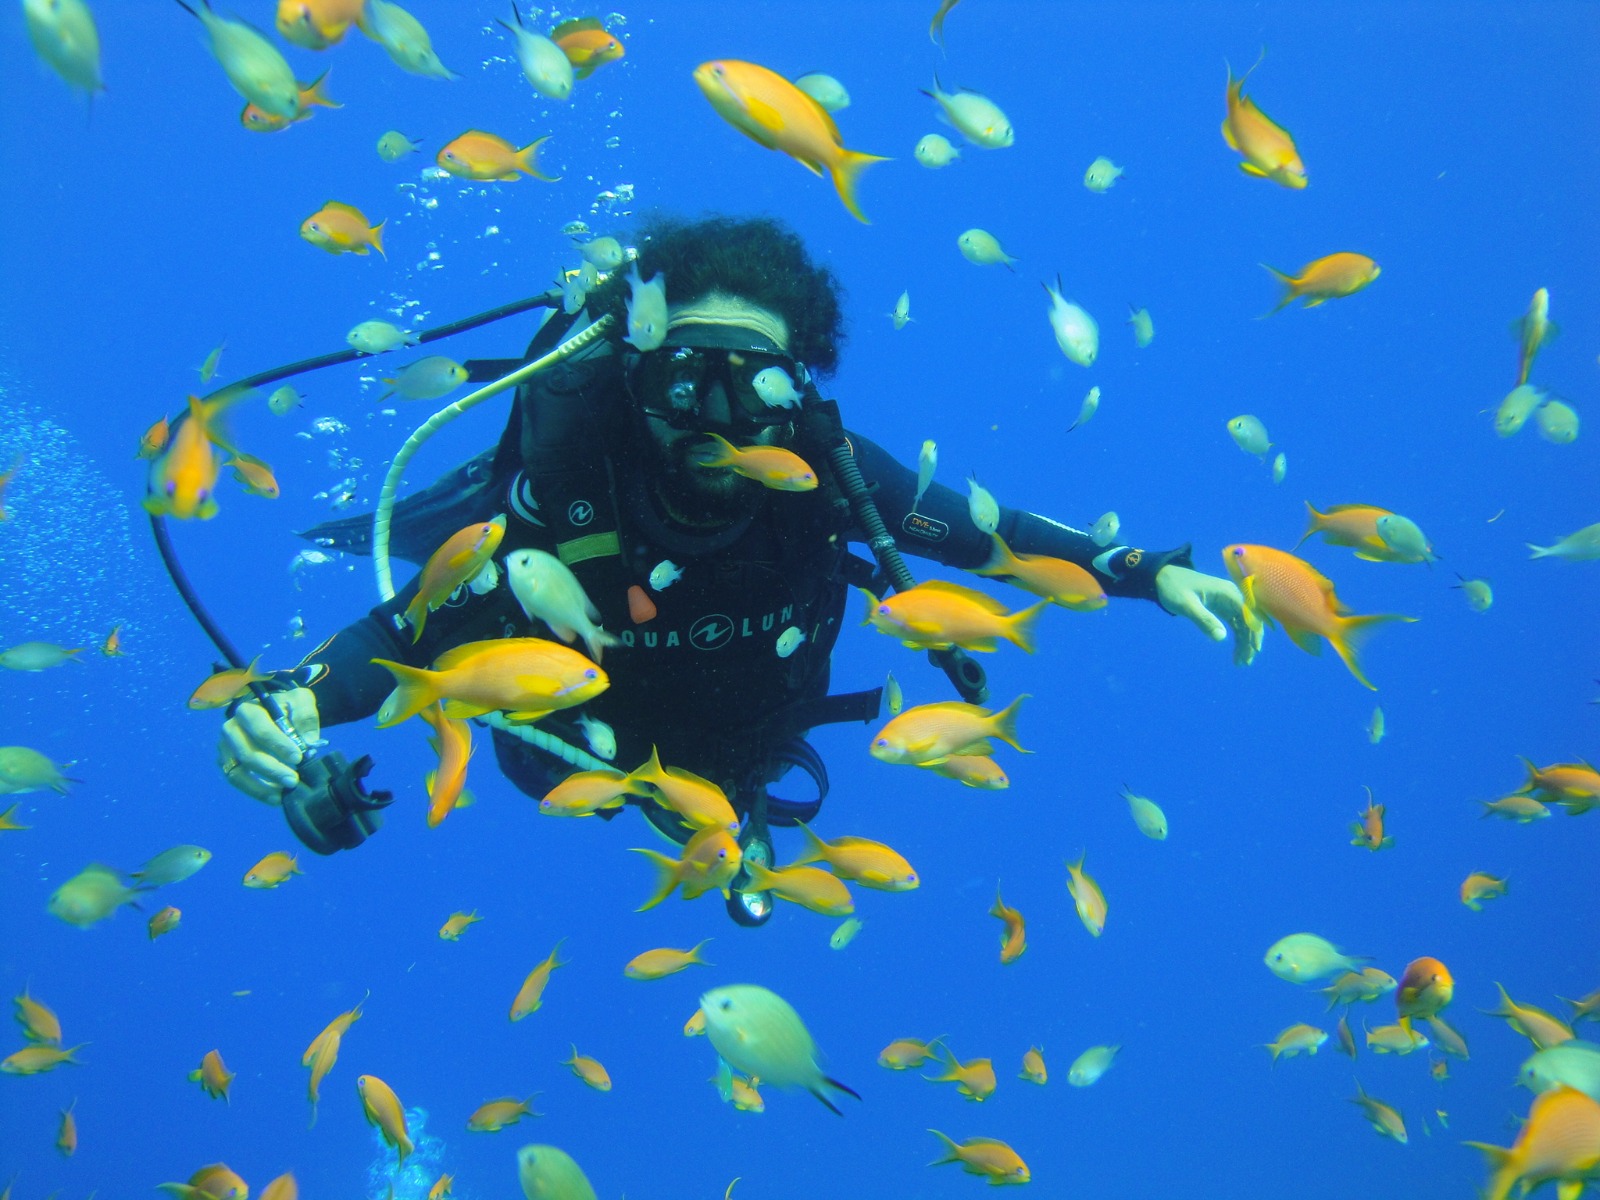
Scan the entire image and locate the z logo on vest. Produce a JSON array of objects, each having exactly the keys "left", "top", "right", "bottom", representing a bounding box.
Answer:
[
  {"left": 688, "top": 614, "right": 735, "bottom": 650},
  {"left": 566, "top": 499, "right": 594, "bottom": 526}
]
